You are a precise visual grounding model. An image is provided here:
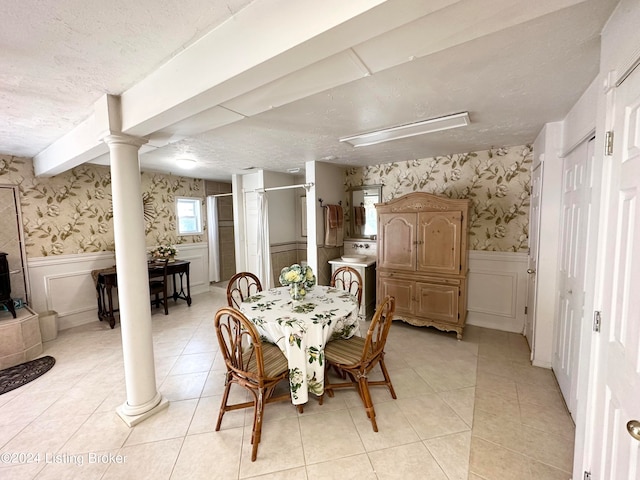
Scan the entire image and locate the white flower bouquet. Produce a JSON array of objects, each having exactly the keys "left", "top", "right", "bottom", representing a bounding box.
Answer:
[
  {"left": 148, "top": 244, "right": 178, "bottom": 260},
  {"left": 279, "top": 263, "right": 316, "bottom": 300}
]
